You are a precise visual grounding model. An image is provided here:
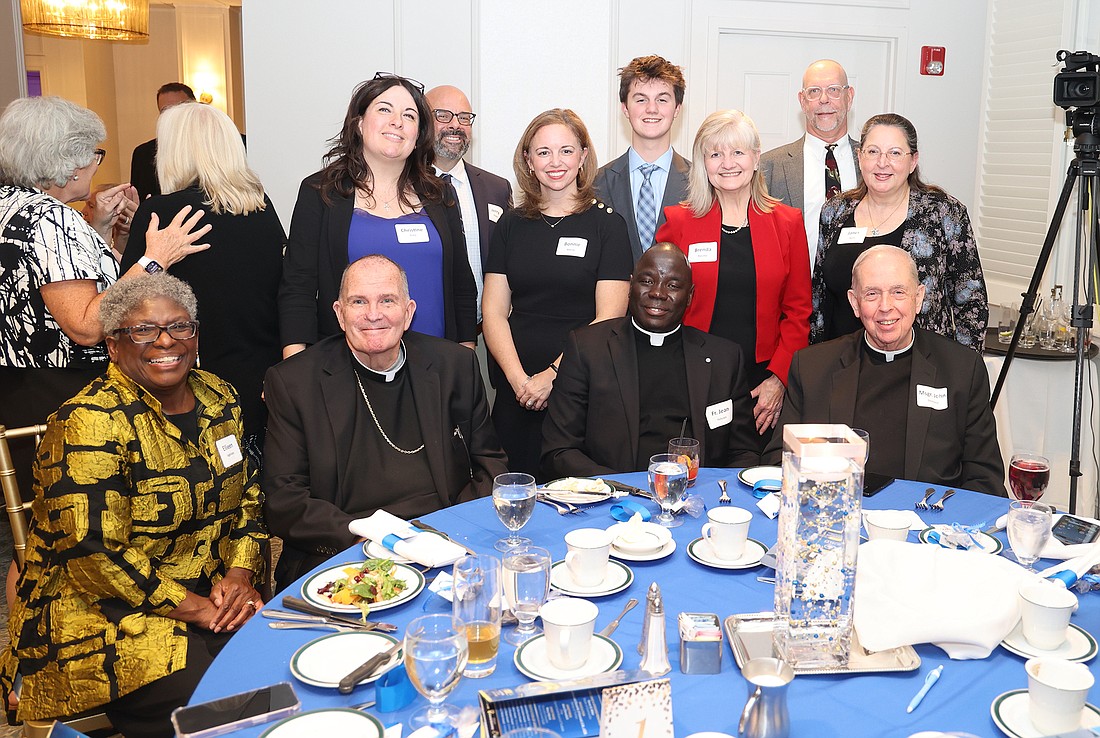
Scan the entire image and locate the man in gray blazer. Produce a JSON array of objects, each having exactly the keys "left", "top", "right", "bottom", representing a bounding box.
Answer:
[
  {"left": 760, "top": 60, "right": 860, "bottom": 273},
  {"left": 594, "top": 56, "right": 690, "bottom": 263}
]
